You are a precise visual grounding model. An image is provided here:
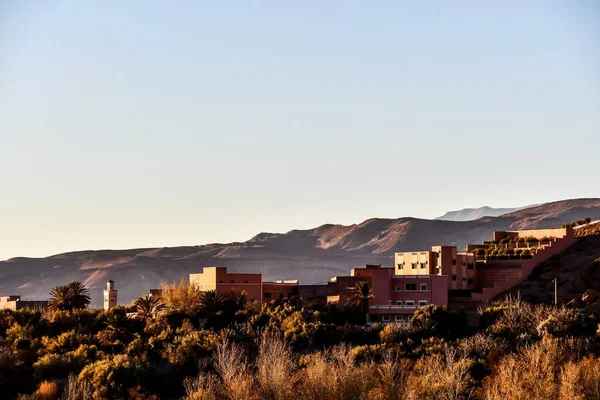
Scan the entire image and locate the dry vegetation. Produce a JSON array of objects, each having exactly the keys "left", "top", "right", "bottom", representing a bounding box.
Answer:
[{"left": 1, "top": 281, "right": 599, "bottom": 400}]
